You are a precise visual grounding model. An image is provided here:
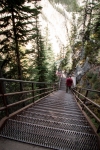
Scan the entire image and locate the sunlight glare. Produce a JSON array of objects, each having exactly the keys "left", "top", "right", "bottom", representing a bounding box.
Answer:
[{"left": 26, "top": 43, "right": 32, "bottom": 49}]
